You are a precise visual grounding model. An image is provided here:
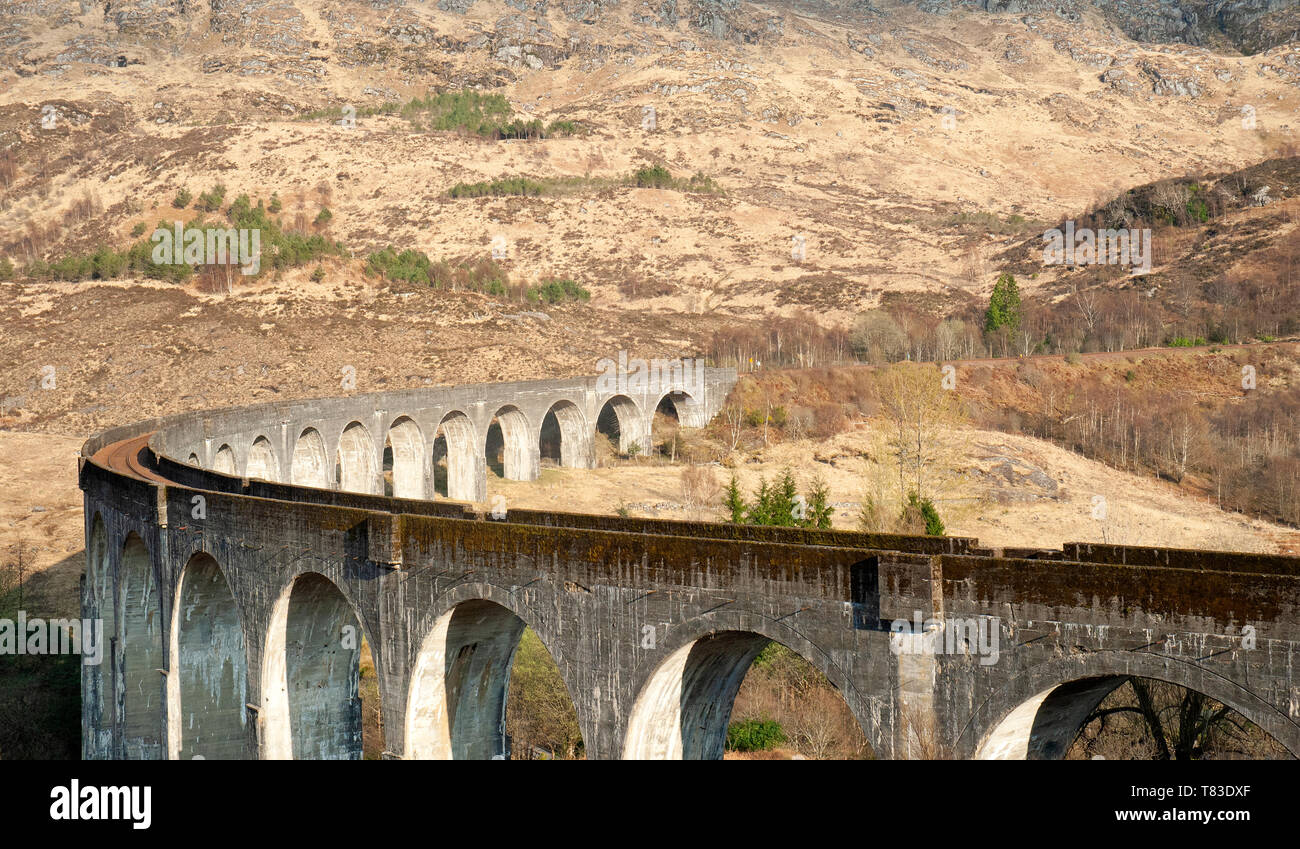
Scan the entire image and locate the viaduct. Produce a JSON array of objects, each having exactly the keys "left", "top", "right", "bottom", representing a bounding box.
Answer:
[{"left": 78, "top": 369, "right": 1300, "bottom": 759}]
